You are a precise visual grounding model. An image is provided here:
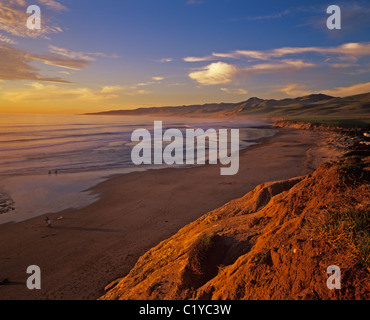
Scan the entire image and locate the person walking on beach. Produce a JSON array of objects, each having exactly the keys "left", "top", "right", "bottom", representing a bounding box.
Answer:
[{"left": 45, "top": 216, "right": 52, "bottom": 227}]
